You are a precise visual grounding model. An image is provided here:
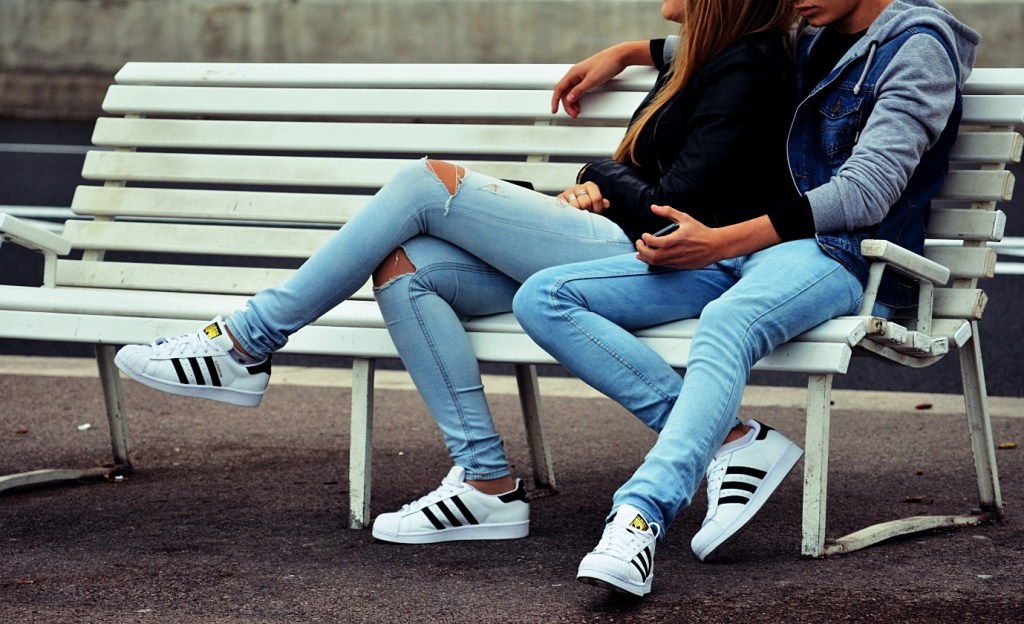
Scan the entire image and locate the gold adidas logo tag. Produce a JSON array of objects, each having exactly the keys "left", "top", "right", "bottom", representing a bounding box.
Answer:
[
  {"left": 203, "top": 323, "right": 222, "bottom": 340},
  {"left": 630, "top": 515, "right": 649, "bottom": 532}
]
